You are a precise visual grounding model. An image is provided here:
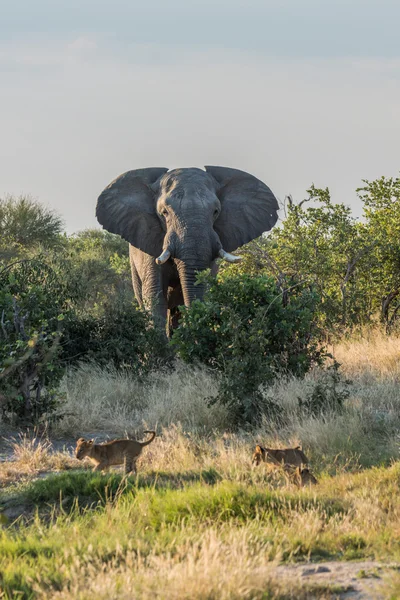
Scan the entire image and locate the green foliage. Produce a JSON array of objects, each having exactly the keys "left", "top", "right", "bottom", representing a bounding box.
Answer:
[
  {"left": 61, "top": 299, "right": 170, "bottom": 373},
  {"left": 0, "top": 248, "right": 169, "bottom": 424},
  {"left": 222, "top": 176, "right": 400, "bottom": 336},
  {"left": 0, "top": 258, "right": 78, "bottom": 424},
  {"left": 0, "top": 194, "right": 64, "bottom": 248},
  {"left": 357, "top": 175, "right": 400, "bottom": 327},
  {"left": 263, "top": 186, "right": 371, "bottom": 333},
  {"left": 63, "top": 229, "right": 131, "bottom": 311},
  {"left": 172, "top": 272, "right": 324, "bottom": 425}
]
